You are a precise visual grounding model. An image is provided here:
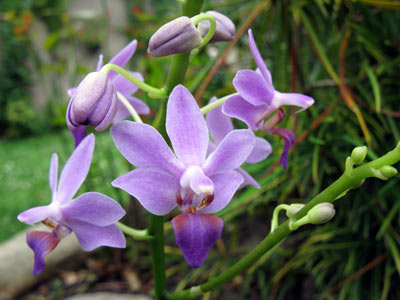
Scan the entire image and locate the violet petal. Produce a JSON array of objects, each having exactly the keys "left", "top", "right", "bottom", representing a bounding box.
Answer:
[
  {"left": 274, "top": 91, "right": 315, "bottom": 112},
  {"left": 206, "top": 97, "right": 233, "bottom": 144},
  {"left": 18, "top": 205, "right": 58, "bottom": 225},
  {"left": 49, "top": 153, "right": 58, "bottom": 201},
  {"left": 112, "top": 168, "right": 179, "bottom": 216},
  {"left": 246, "top": 136, "right": 272, "bottom": 163},
  {"left": 236, "top": 168, "right": 260, "bottom": 189},
  {"left": 111, "top": 121, "right": 183, "bottom": 176},
  {"left": 112, "top": 72, "right": 143, "bottom": 96},
  {"left": 96, "top": 54, "right": 104, "bottom": 72},
  {"left": 198, "top": 11, "right": 235, "bottom": 43},
  {"left": 172, "top": 212, "right": 223, "bottom": 268},
  {"left": 201, "top": 170, "right": 243, "bottom": 213},
  {"left": 62, "top": 192, "right": 125, "bottom": 226},
  {"left": 69, "top": 126, "right": 87, "bottom": 148},
  {"left": 222, "top": 95, "right": 266, "bottom": 130},
  {"left": 26, "top": 230, "right": 60, "bottom": 275},
  {"left": 166, "top": 85, "right": 209, "bottom": 166},
  {"left": 113, "top": 95, "right": 150, "bottom": 124},
  {"left": 233, "top": 70, "right": 274, "bottom": 106},
  {"left": 180, "top": 166, "right": 214, "bottom": 196},
  {"left": 57, "top": 134, "right": 95, "bottom": 204},
  {"left": 268, "top": 127, "right": 296, "bottom": 169},
  {"left": 203, "top": 129, "right": 255, "bottom": 176},
  {"left": 67, "top": 87, "right": 77, "bottom": 98},
  {"left": 108, "top": 40, "right": 137, "bottom": 79}
]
